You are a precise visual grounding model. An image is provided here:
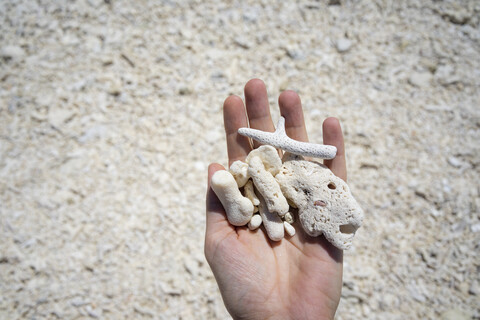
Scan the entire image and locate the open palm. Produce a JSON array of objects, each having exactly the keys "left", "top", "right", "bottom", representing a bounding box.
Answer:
[{"left": 205, "top": 79, "right": 348, "bottom": 320}]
